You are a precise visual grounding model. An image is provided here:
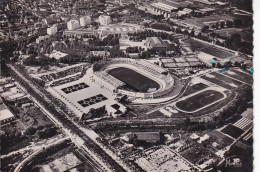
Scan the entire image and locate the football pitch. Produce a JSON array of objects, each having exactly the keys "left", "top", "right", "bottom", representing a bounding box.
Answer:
[{"left": 108, "top": 67, "right": 160, "bottom": 92}]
